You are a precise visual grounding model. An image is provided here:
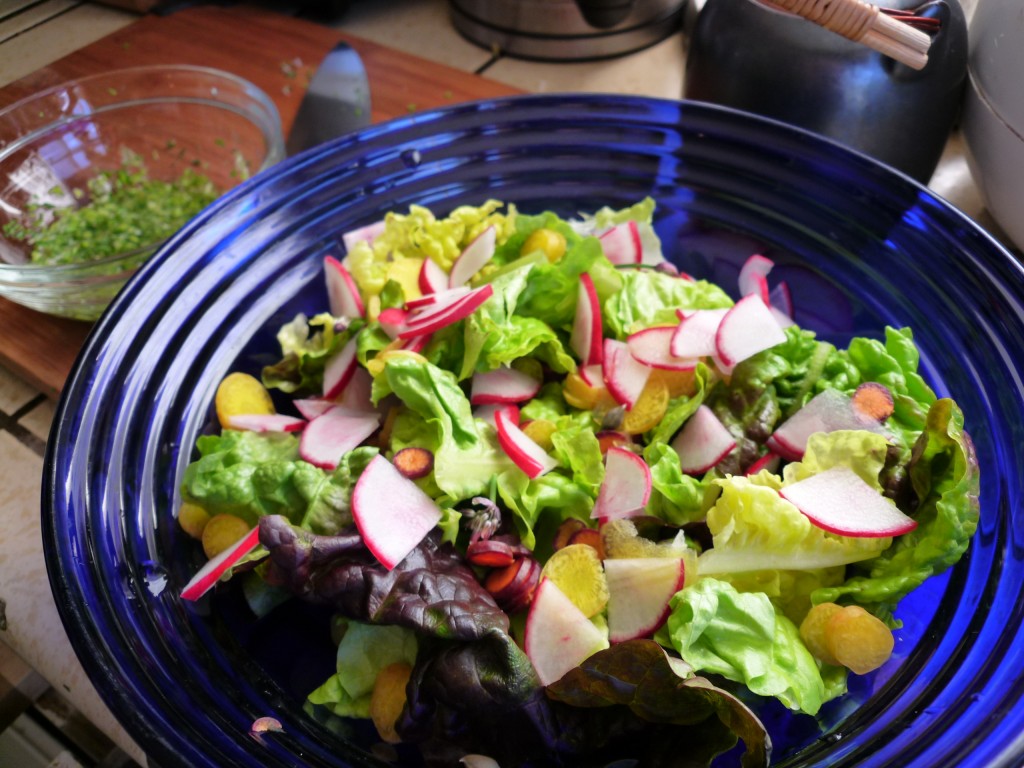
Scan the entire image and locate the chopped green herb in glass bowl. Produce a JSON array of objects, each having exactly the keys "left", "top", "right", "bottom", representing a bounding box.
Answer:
[{"left": 0, "top": 65, "right": 285, "bottom": 321}]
